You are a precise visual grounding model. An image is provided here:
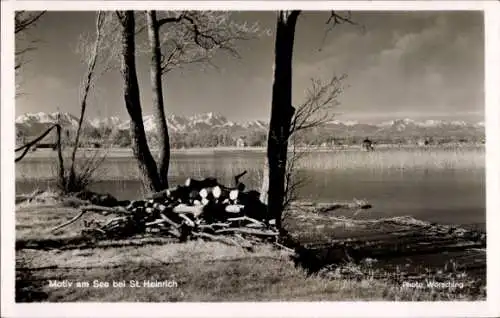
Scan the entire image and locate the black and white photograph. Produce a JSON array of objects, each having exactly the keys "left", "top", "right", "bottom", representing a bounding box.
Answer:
[{"left": 2, "top": 0, "right": 500, "bottom": 317}]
